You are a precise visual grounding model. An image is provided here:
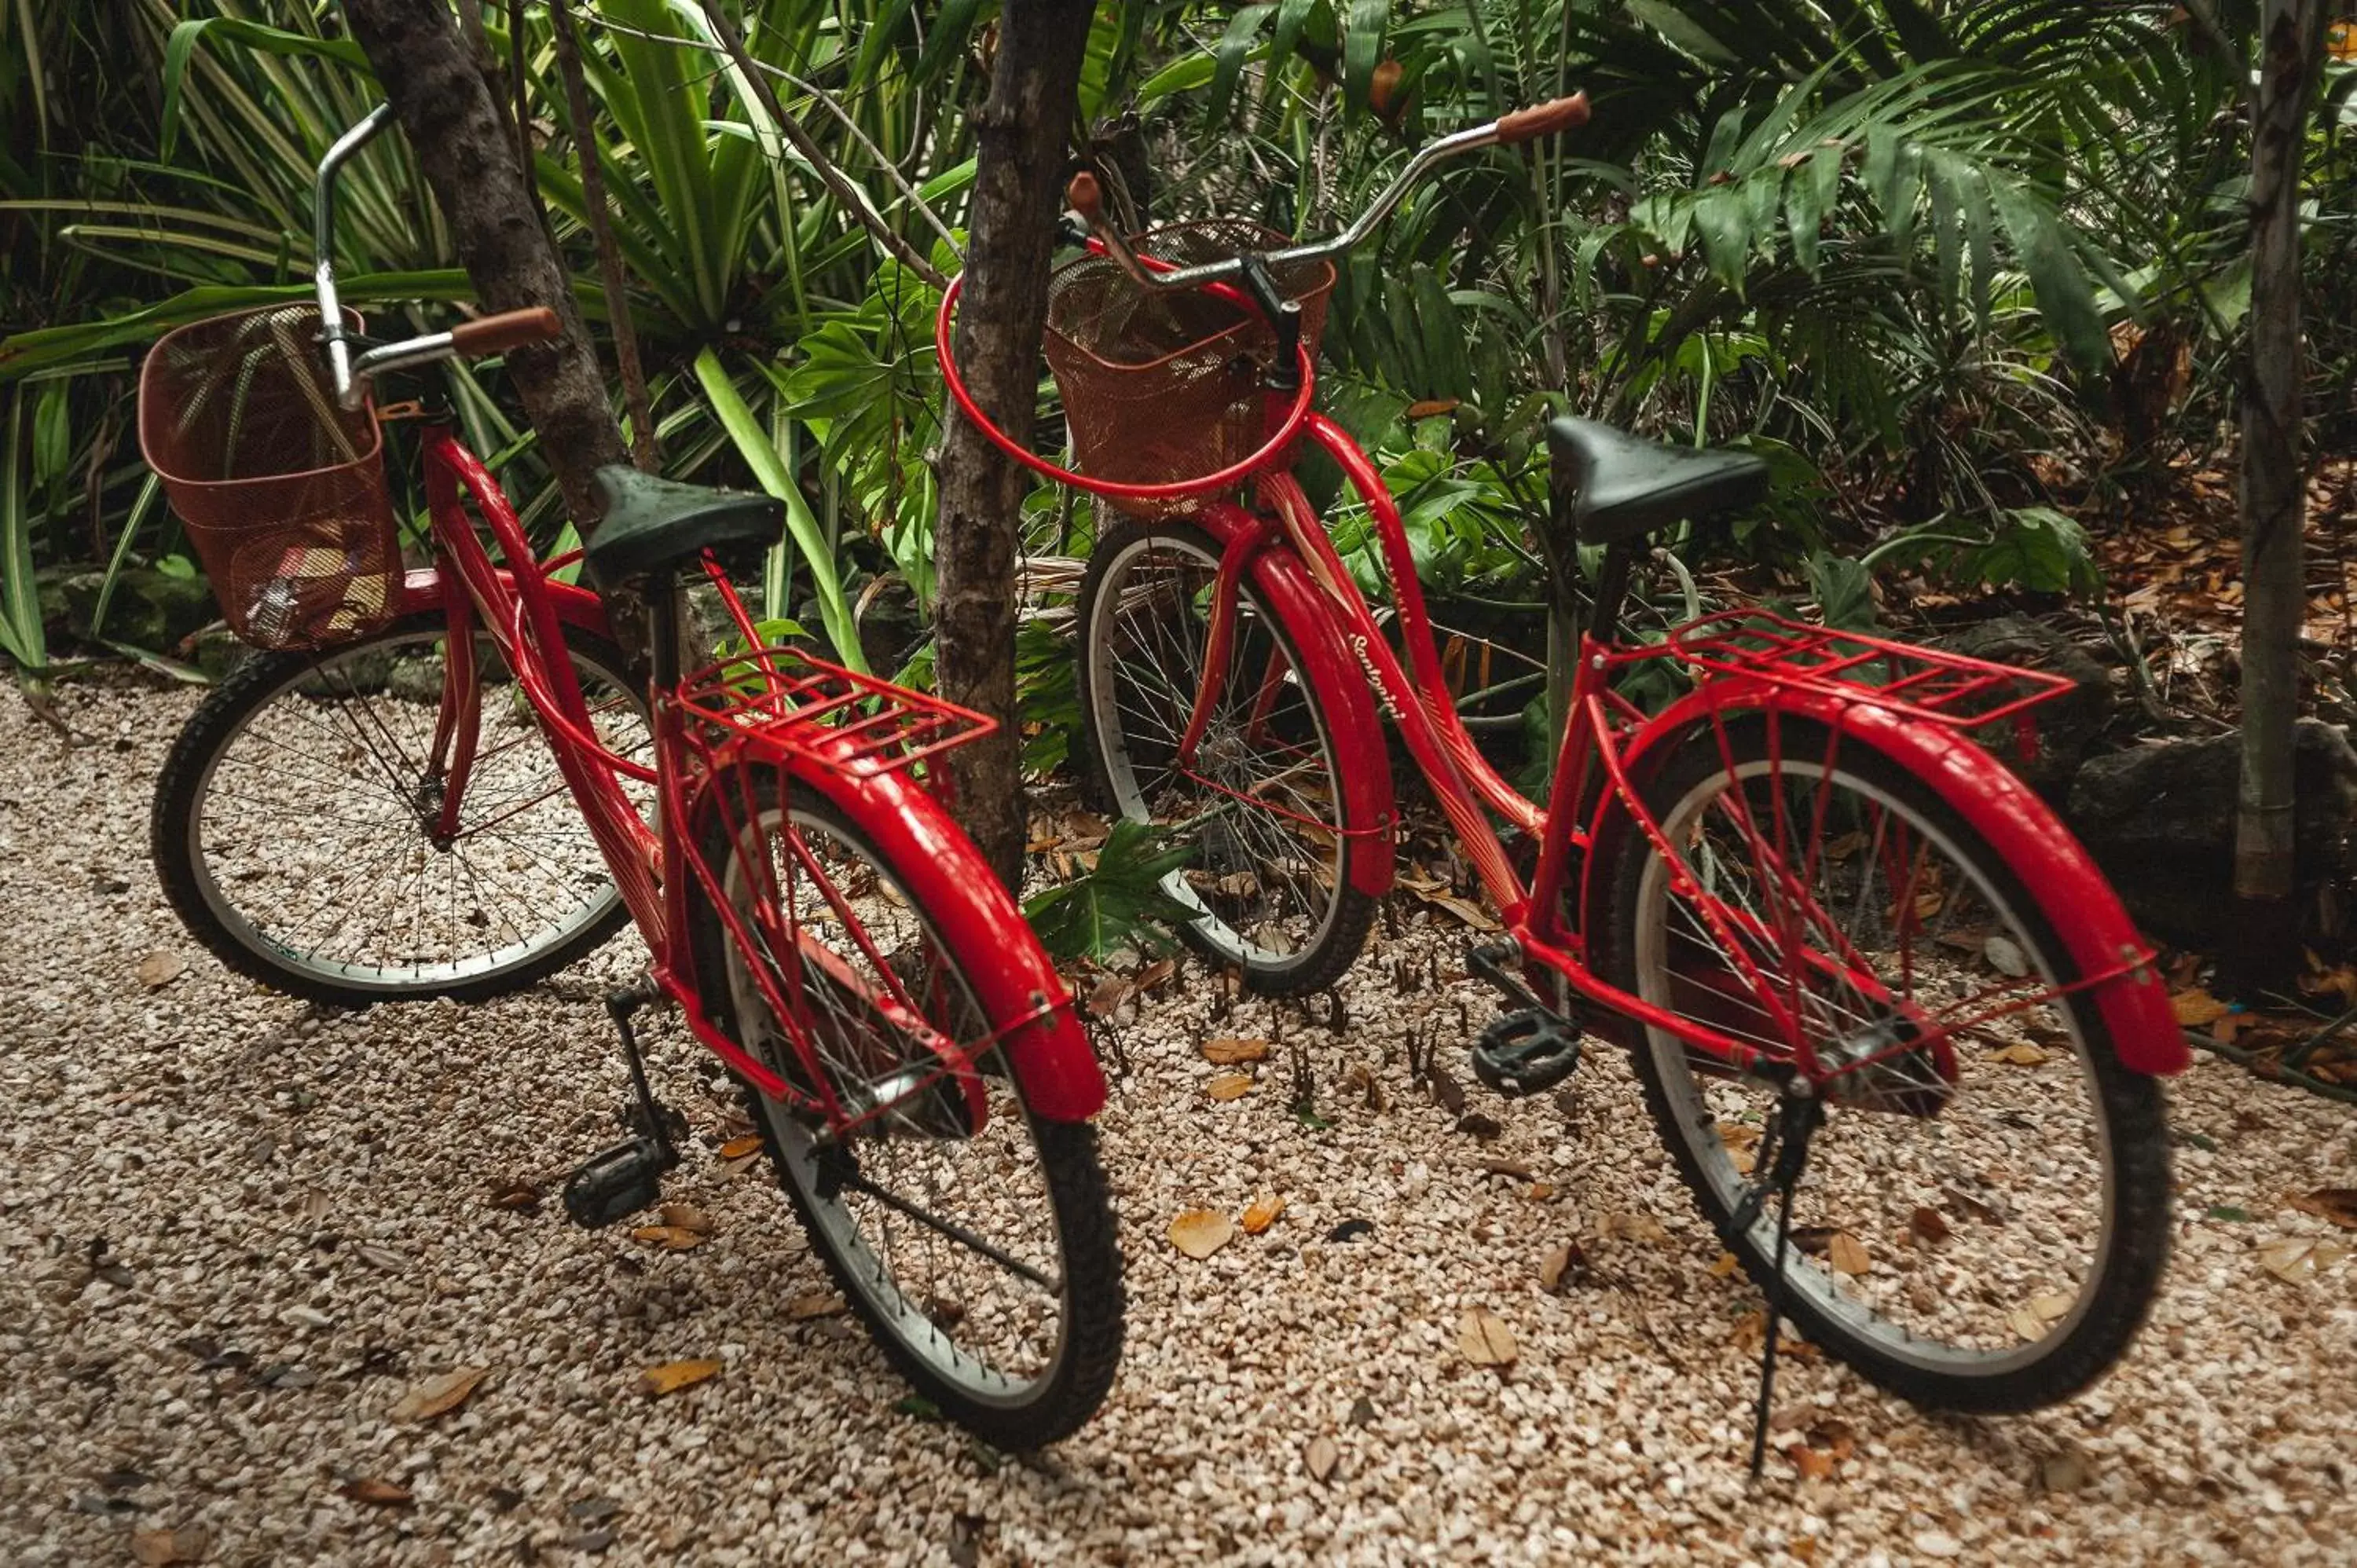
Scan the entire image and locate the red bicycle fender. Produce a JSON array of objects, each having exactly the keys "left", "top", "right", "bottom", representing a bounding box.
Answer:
[
  {"left": 797, "top": 764, "right": 1109, "bottom": 1123},
  {"left": 1602, "top": 684, "right": 2187, "bottom": 1076},
  {"left": 1190, "top": 504, "right": 1398, "bottom": 898},
  {"left": 394, "top": 567, "right": 614, "bottom": 643}
]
